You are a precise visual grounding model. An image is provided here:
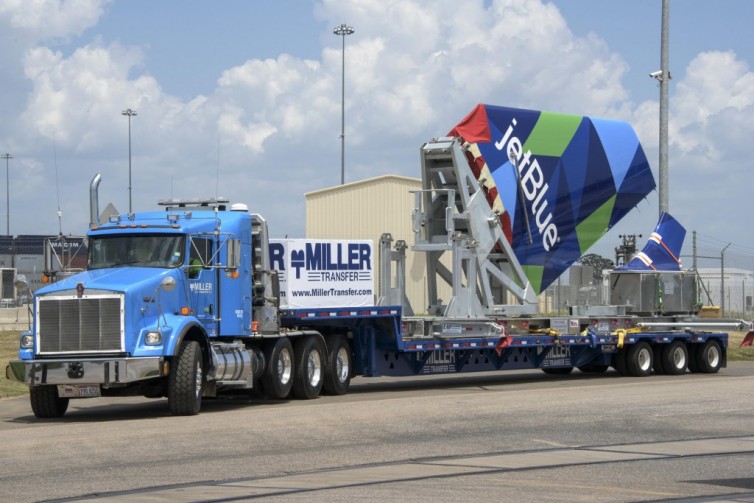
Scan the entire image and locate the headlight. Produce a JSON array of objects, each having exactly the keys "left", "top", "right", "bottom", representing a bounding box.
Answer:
[
  {"left": 145, "top": 331, "right": 162, "bottom": 346},
  {"left": 20, "top": 334, "right": 34, "bottom": 349}
]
